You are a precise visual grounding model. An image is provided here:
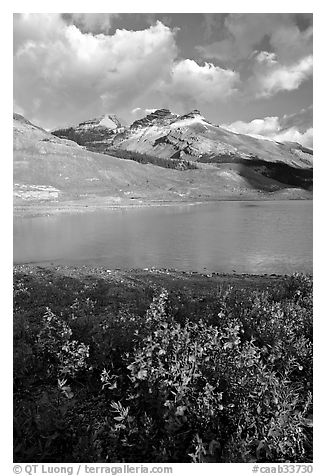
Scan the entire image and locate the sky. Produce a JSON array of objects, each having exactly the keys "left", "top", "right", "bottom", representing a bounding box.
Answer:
[{"left": 13, "top": 13, "right": 313, "bottom": 147}]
